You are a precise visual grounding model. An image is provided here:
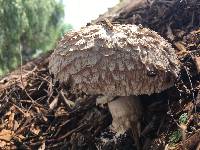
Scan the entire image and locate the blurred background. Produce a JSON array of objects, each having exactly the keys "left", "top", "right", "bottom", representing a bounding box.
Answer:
[{"left": 0, "top": 0, "right": 119, "bottom": 76}]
